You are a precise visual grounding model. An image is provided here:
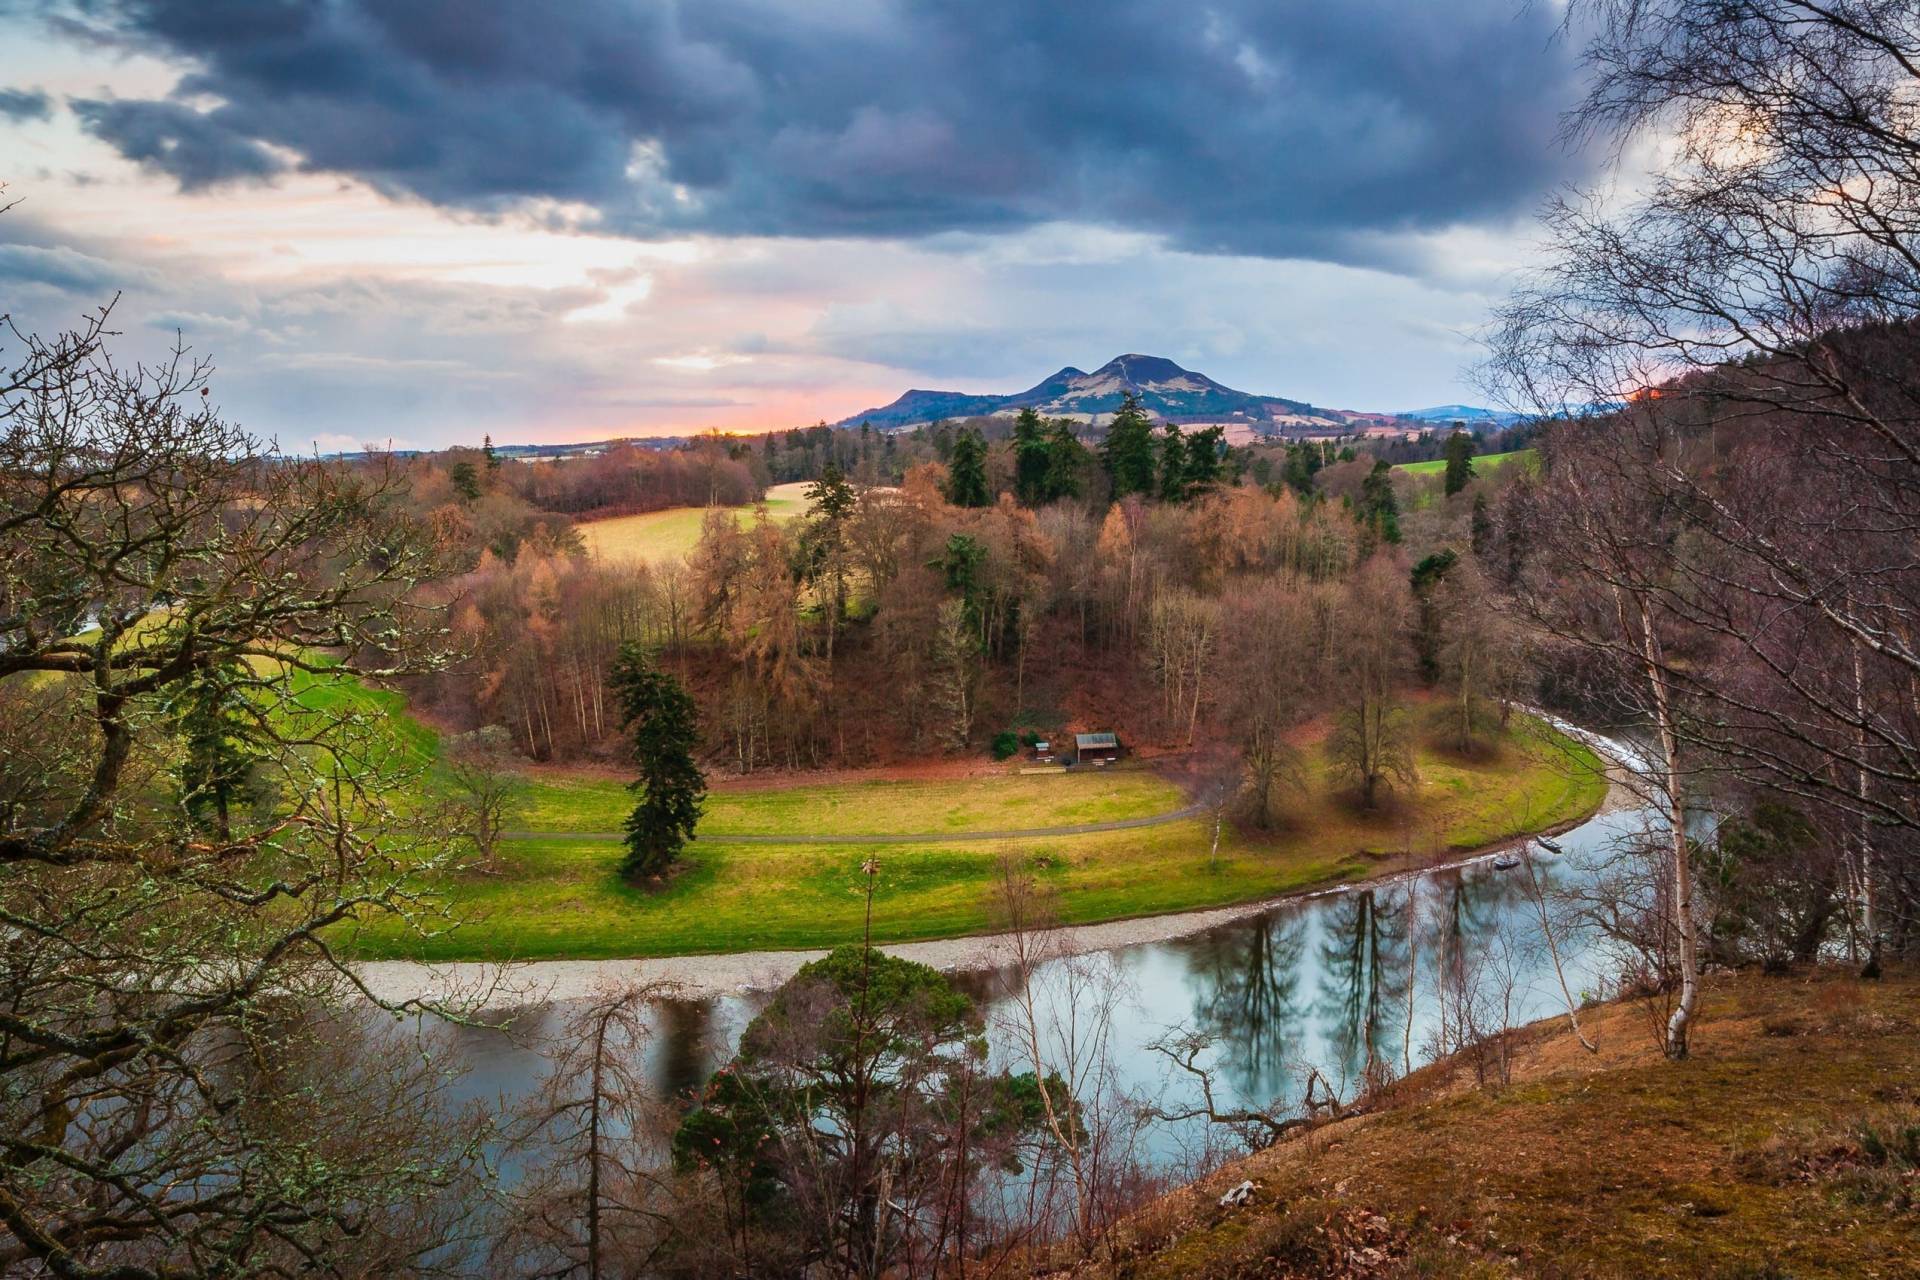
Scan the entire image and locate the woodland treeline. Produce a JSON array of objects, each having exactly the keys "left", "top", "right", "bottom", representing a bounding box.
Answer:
[{"left": 399, "top": 402, "right": 1527, "bottom": 828}]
